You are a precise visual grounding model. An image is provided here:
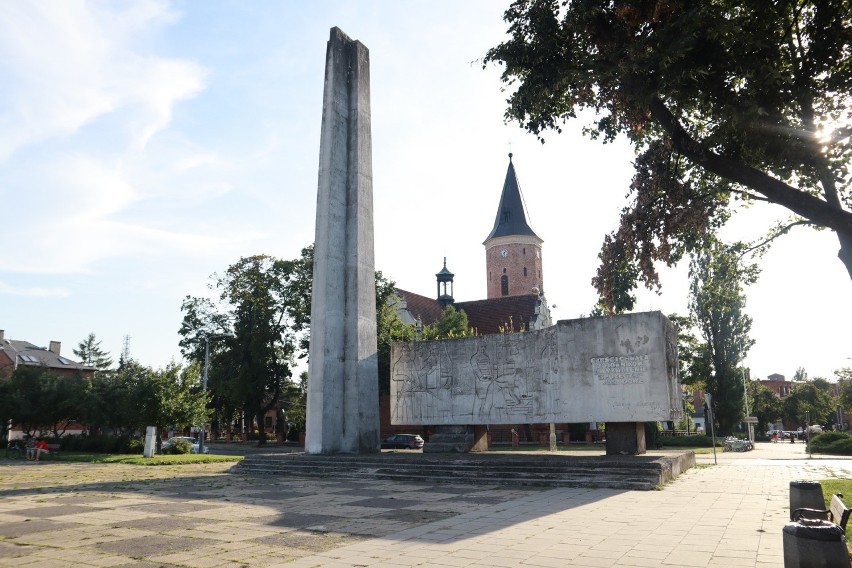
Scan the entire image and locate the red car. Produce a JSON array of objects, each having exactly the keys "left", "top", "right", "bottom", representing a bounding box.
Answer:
[{"left": 381, "top": 434, "right": 424, "bottom": 449}]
